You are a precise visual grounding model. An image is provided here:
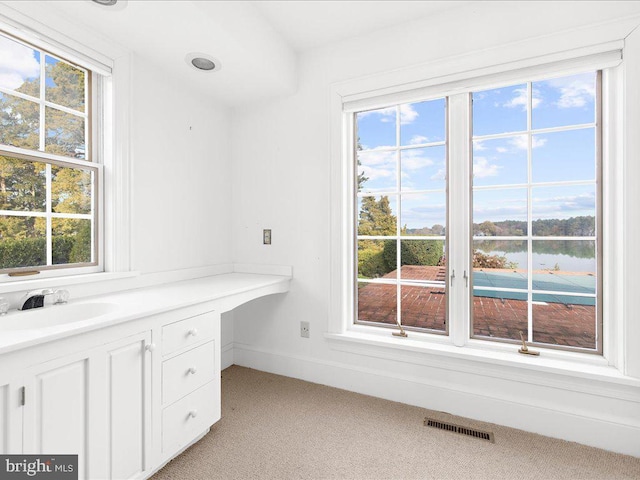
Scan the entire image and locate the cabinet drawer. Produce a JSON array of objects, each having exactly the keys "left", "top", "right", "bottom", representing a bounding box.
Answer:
[
  {"left": 162, "top": 311, "right": 218, "bottom": 356},
  {"left": 162, "top": 381, "right": 220, "bottom": 455},
  {"left": 162, "top": 341, "right": 216, "bottom": 406}
]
